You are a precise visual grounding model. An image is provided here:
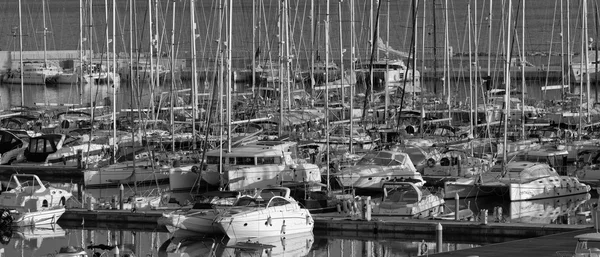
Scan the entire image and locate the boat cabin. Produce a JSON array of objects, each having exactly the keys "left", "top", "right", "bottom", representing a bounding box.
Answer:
[
  {"left": 0, "top": 174, "right": 70, "bottom": 210},
  {"left": 233, "top": 187, "right": 292, "bottom": 208},
  {"left": 205, "top": 141, "right": 297, "bottom": 167},
  {"left": 191, "top": 191, "right": 242, "bottom": 209},
  {"left": 382, "top": 182, "right": 422, "bottom": 204},
  {"left": 0, "top": 130, "right": 25, "bottom": 155},
  {"left": 514, "top": 146, "right": 569, "bottom": 175},
  {"left": 488, "top": 162, "right": 559, "bottom": 182},
  {"left": 356, "top": 151, "right": 409, "bottom": 167}
]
